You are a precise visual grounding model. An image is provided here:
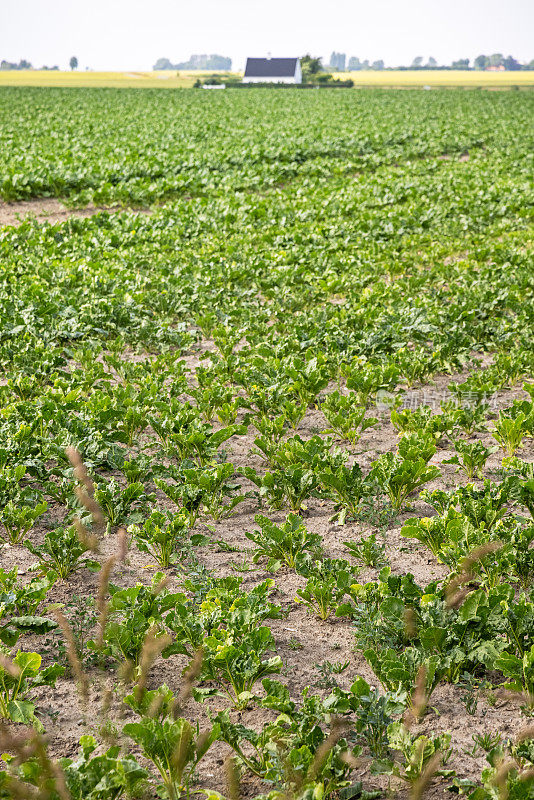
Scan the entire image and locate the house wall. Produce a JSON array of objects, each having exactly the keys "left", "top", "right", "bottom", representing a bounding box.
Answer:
[{"left": 243, "top": 75, "right": 299, "bottom": 84}]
